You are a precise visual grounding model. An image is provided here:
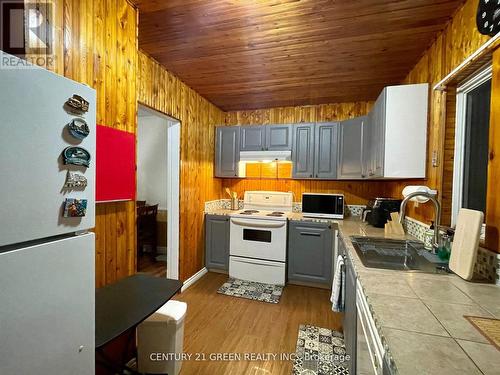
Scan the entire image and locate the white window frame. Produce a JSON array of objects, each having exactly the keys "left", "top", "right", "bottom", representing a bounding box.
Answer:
[{"left": 452, "top": 64, "right": 492, "bottom": 227}]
